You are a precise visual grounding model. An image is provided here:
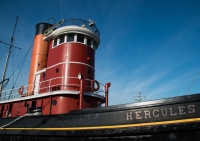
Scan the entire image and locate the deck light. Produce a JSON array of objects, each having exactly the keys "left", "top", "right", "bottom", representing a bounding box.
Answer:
[{"left": 78, "top": 73, "right": 83, "bottom": 80}]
